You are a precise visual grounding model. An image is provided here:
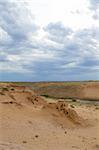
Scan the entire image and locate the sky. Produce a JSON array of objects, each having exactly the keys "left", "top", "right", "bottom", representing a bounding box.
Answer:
[{"left": 0, "top": 0, "right": 99, "bottom": 81}]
